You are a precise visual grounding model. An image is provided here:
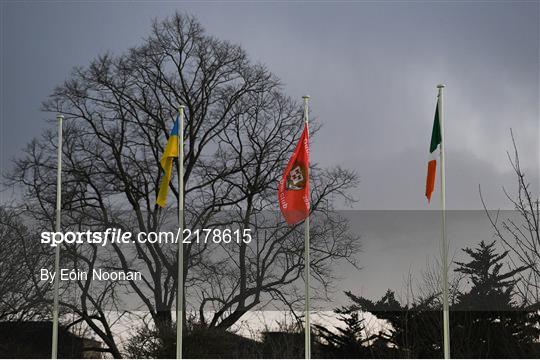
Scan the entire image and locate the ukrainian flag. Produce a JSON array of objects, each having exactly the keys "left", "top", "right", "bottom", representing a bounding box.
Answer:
[{"left": 156, "top": 115, "right": 179, "bottom": 207}]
